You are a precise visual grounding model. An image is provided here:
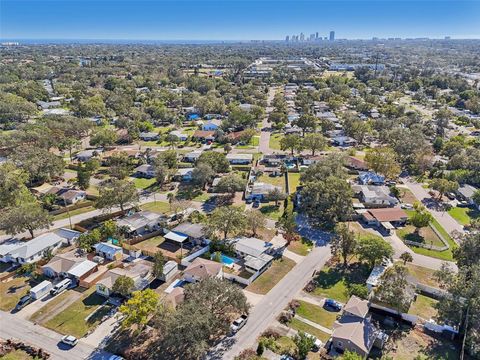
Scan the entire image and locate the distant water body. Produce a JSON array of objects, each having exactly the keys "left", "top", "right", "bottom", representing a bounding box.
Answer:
[{"left": 0, "top": 39, "right": 256, "bottom": 45}]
